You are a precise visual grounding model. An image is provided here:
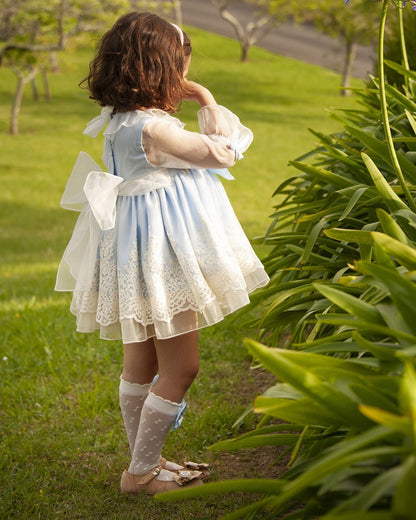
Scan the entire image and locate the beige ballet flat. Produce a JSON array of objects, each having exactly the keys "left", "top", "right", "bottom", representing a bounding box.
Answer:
[{"left": 120, "top": 466, "right": 203, "bottom": 495}]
